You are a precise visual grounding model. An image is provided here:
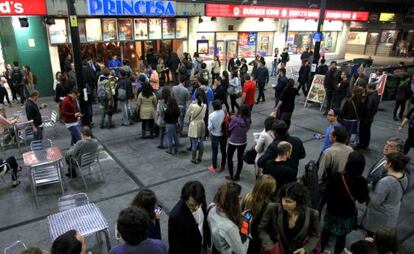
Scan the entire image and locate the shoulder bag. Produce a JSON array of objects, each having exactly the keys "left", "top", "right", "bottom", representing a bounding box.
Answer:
[{"left": 342, "top": 174, "right": 358, "bottom": 228}]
